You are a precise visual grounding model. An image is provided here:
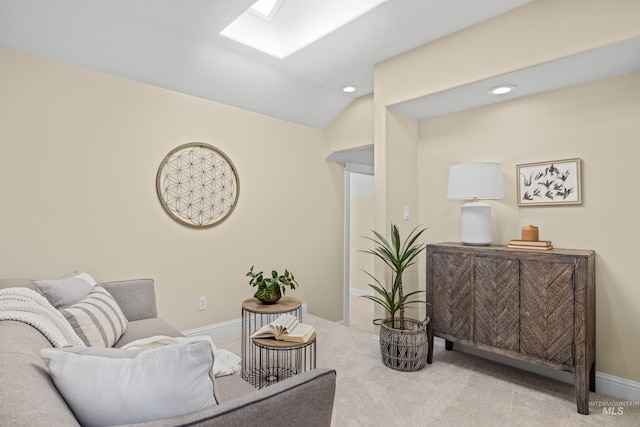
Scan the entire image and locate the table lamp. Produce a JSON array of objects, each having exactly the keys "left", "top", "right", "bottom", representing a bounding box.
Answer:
[{"left": 447, "top": 162, "right": 504, "bottom": 245}]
